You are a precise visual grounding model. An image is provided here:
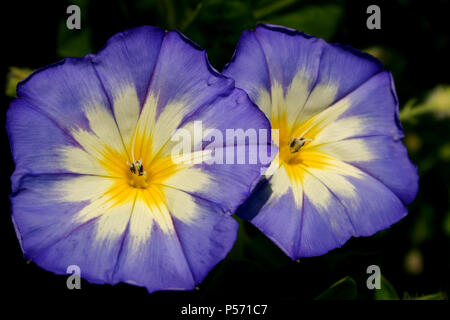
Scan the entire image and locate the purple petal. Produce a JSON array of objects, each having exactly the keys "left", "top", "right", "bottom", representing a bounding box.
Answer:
[
  {"left": 91, "top": 26, "right": 165, "bottom": 107},
  {"left": 11, "top": 175, "right": 125, "bottom": 283},
  {"left": 7, "top": 99, "right": 80, "bottom": 192},
  {"left": 167, "top": 88, "right": 274, "bottom": 213},
  {"left": 7, "top": 26, "right": 270, "bottom": 292},
  {"left": 227, "top": 24, "right": 418, "bottom": 259},
  {"left": 112, "top": 188, "right": 237, "bottom": 291}
]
